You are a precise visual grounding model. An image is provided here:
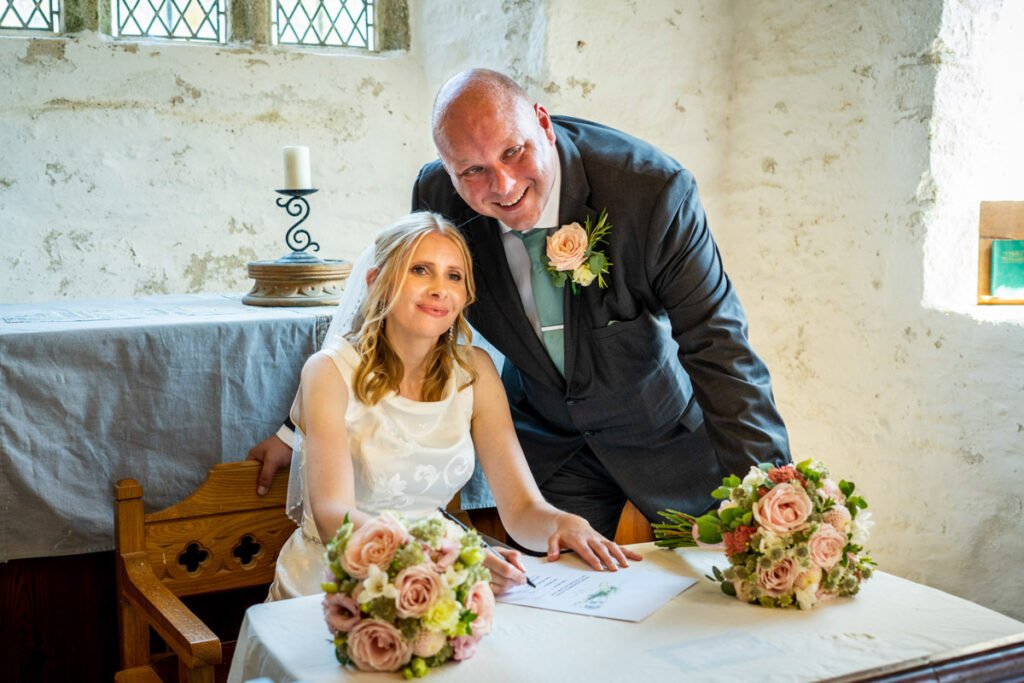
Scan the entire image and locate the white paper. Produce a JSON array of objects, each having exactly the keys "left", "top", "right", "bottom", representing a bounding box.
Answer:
[{"left": 496, "top": 551, "right": 696, "bottom": 622}]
